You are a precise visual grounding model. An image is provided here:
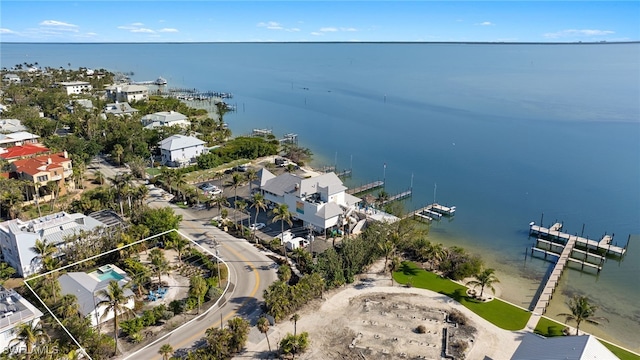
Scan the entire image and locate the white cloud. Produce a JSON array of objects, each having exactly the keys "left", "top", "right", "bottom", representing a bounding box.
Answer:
[
  {"left": 38, "top": 20, "right": 79, "bottom": 33},
  {"left": 0, "top": 28, "right": 15, "bottom": 34},
  {"left": 131, "top": 22, "right": 144, "bottom": 26},
  {"left": 477, "top": 21, "right": 494, "bottom": 26},
  {"left": 39, "top": 20, "right": 78, "bottom": 28},
  {"left": 310, "top": 32, "right": 324, "bottom": 36},
  {"left": 257, "top": 21, "right": 283, "bottom": 30},
  {"left": 544, "top": 29, "right": 615, "bottom": 39},
  {"left": 320, "top": 27, "right": 338, "bottom": 32},
  {"left": 159, "top": 28, "right": 179, "bottom": 33},
  {"left": 341, "top": 27, "right": 358, "bottom": 32},
  {"left": 131, "top": 28, "right": 155, "bottom": 33},
  {"left": 287, "top": 28, "right": 301, "bottom": 32}
]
